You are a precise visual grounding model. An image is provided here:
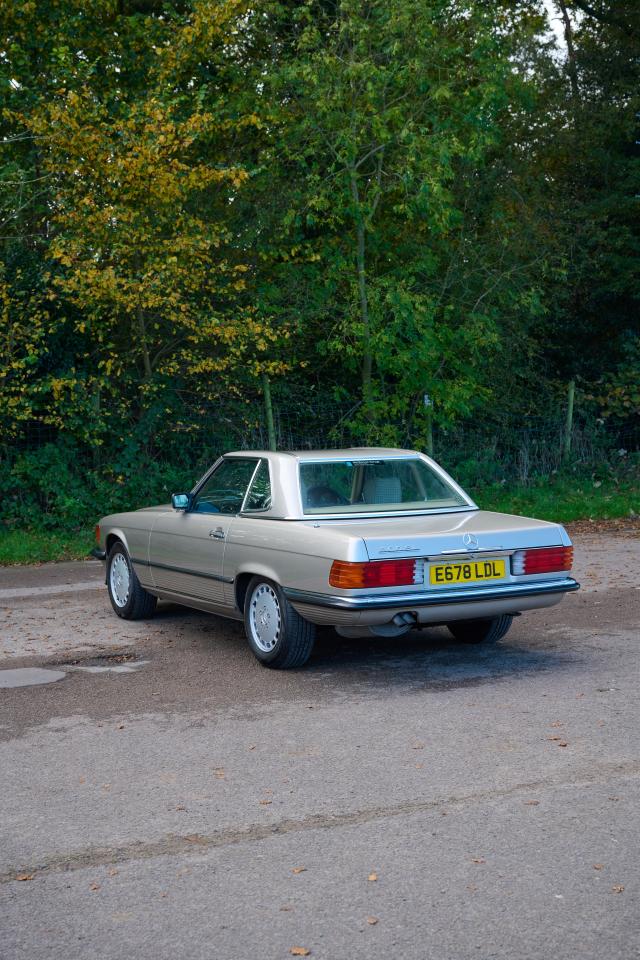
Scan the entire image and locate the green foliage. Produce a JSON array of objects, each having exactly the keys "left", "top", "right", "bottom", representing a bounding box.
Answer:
[
  {"left": 0, "top": 441, "right": 195, "bottom": 529},
  {"left": 0, "top": 0, "right": 638, "bottom": 541}
]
